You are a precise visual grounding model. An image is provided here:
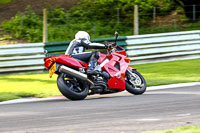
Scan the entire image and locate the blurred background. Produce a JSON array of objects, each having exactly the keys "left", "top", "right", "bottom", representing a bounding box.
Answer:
[{"left": 1, "top": 0, "right": 200, "bottom": 43}]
